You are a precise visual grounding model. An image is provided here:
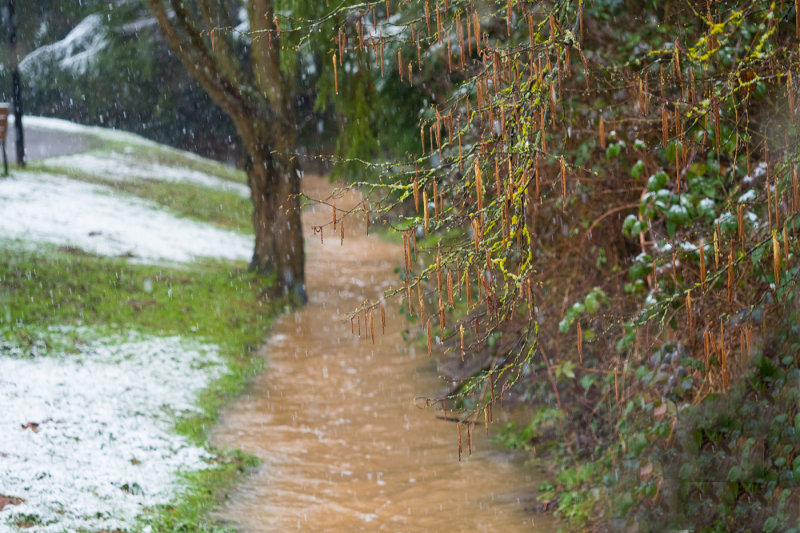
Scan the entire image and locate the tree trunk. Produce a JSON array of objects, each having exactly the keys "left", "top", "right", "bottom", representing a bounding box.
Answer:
[{"left": 246, "top": 146, "right": 306, "bottom": 303}]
